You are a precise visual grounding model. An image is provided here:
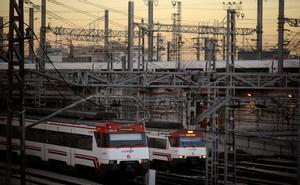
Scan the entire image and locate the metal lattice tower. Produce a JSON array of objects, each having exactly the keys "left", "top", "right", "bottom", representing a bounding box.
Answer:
[
  {"left": 225, "top": 8, "right": 236, "bottom": 185},
  {"left": 171, "top": 13, "right": 177, "bottom": 62},
  {"left": 7, "top": 0, "right": 26, "bottom": 184},
  {"left": 170, "top": 1, "right": 182, "bottom": 68},
  {"left": 223, "top": 2, "right": 242, "bottom": 184},
  {"left": 176, "top": 1, "right": 182, "bottom": 66},
  {"left": 278, "top": 0, "right": 284, "bottom": 73},
  {"left": 205, "top": 39, "right": 219, "bottom": 185}
]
